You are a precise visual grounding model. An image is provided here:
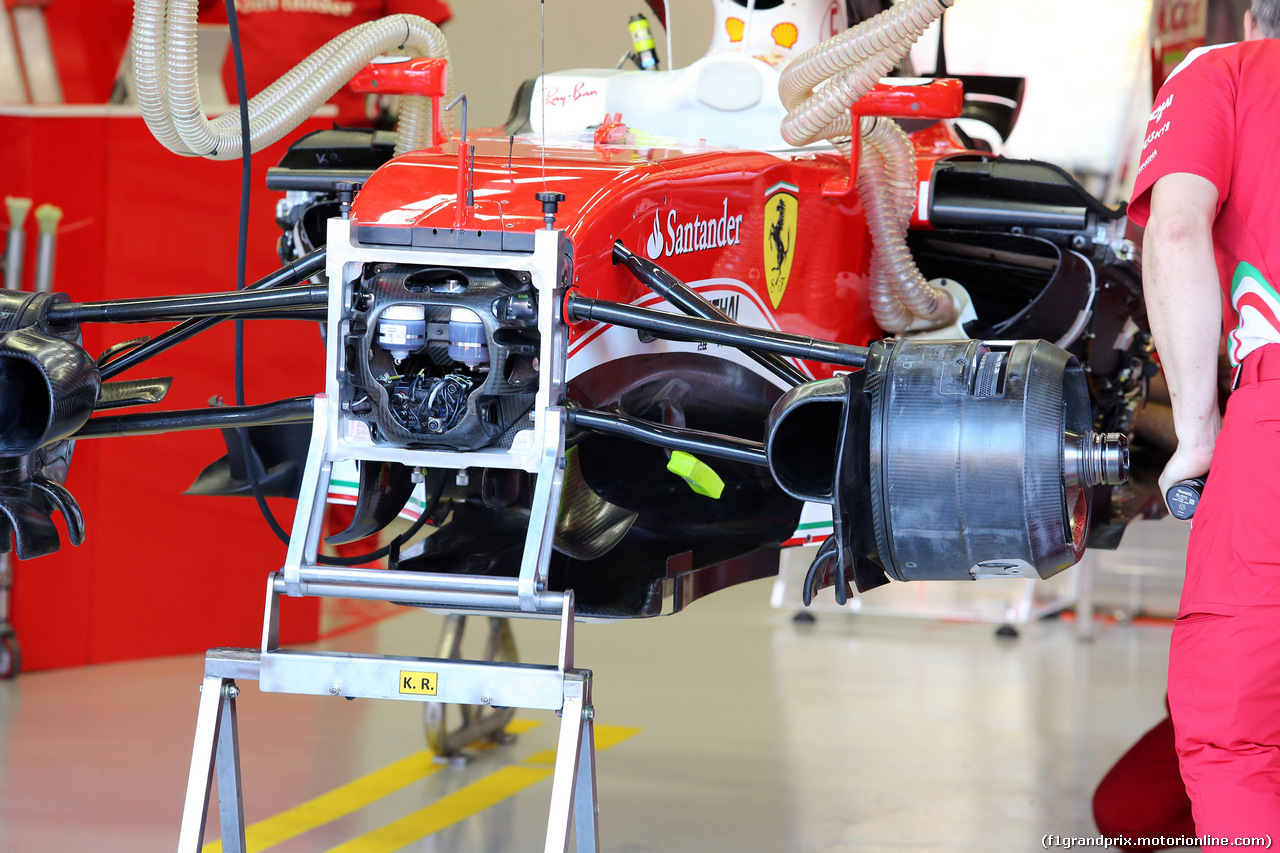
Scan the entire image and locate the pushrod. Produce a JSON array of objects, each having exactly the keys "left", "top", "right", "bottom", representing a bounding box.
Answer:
[
  {"left": 97, "top": 248, "right": 327, "bottom": 380},
  {"left": 611, "top": 241, "right": 808, "bottom": 387},
  {"left": 74, "top": 396, "right": 314, "bottom": 439},
  {"left": 567, "top": 407, "right": 768, "bottom": 467},
  {"left": 565, "top": 293, "right": 869, "bottom": 370},
  {"left": 48, "top": 284, "right": 327, "bottom": 324}
]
